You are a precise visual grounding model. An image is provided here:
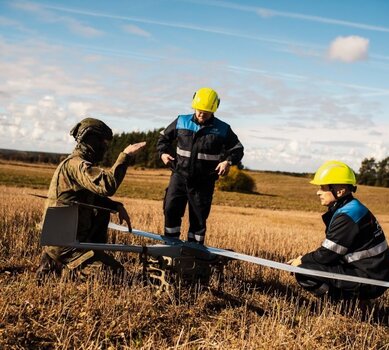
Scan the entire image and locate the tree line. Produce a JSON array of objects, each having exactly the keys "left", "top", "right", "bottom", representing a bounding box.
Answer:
[
  {"left": 2, "top": 131, "right": 388, "bottom": 188},
  {"left": 102, "top": 128, "right": 165, "bottom": 168},
  {"left": 0, "top": 148, "right": 67, "bottom": 164},
  {"left": 358, "top": 157, "right": 389, "bottom": 187},
  {"left": 0, "top": 129, "right": 166, "bottom": 168}
]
